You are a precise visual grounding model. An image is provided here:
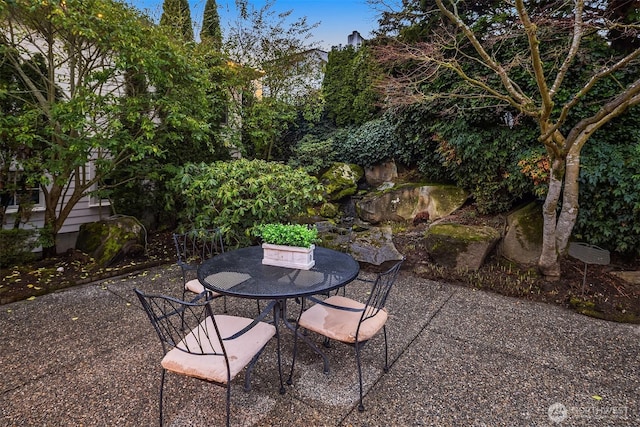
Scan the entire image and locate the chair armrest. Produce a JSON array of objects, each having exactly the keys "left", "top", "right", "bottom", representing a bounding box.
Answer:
[
  {"left": 306, "top": 295, "right": 364, "bottom": 313},
  {"left": 187, "top": 291, "right": 209, "bottom": 304},
  {"left": 223, "top": 300, "right": 278, "bottom": 340},
  {"left": 177, "top": 260, "right": 197, "bottom": 271}
]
